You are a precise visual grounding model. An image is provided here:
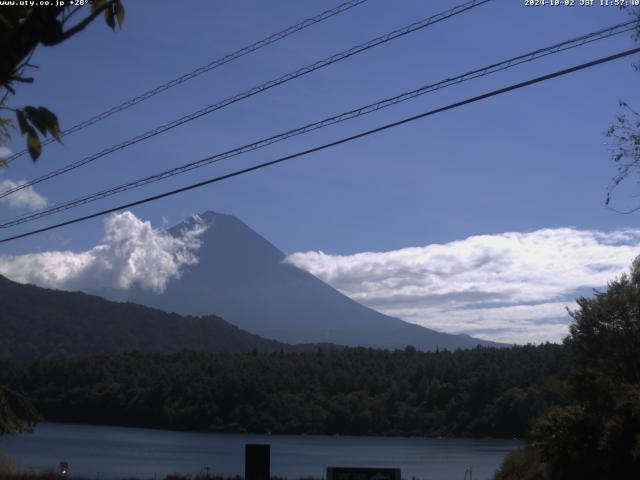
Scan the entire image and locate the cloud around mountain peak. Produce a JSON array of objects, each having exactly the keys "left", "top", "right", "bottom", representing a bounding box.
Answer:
[{"left": 0, "top": 211, "right": 207, "bottom": 293}]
